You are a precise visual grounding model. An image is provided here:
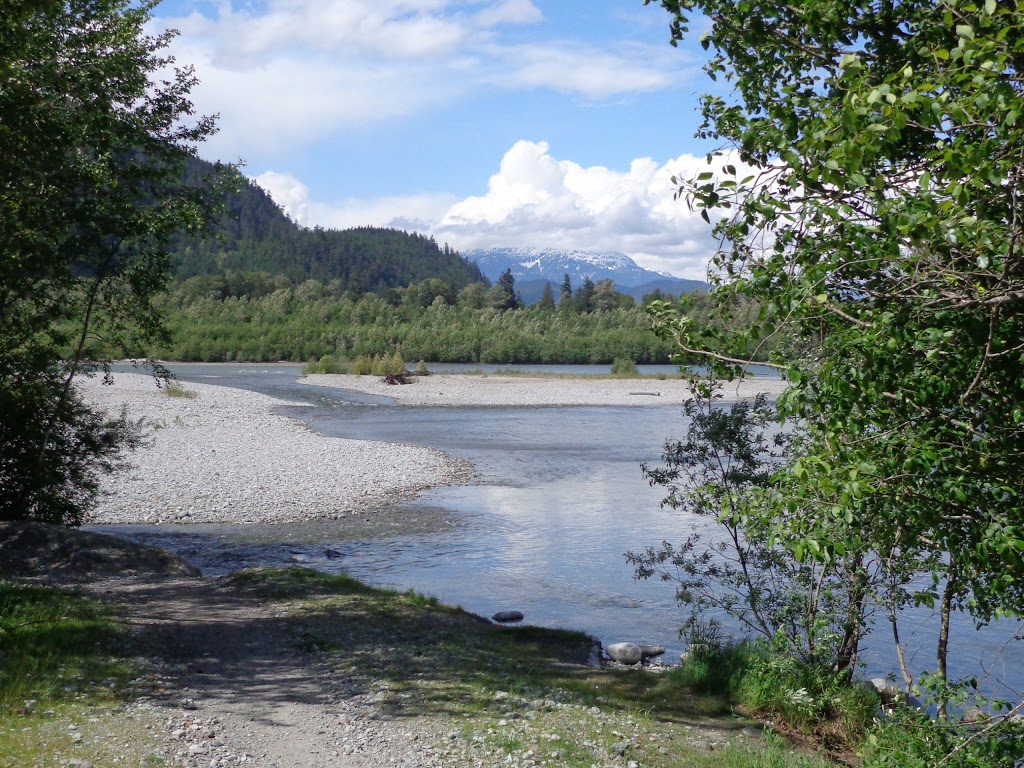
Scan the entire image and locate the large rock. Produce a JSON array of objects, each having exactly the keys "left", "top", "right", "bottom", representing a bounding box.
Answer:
[
  {"left": 606, "top": 642, "right": 643, "bottom": 665},
  {"left": 640, "top": 644, "right": 666, "bottom": 659},
  {"left": 492, "top": 610, "right": 524, "bottom": 623},
  {"left": 868, "top": 678, "right": 926, "bottom": 712}
]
